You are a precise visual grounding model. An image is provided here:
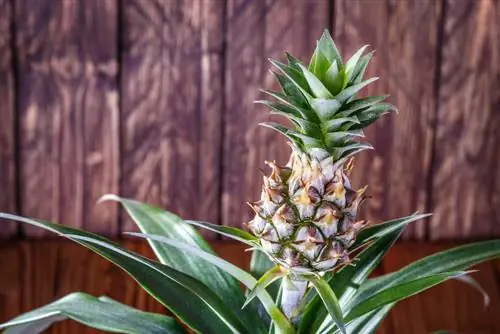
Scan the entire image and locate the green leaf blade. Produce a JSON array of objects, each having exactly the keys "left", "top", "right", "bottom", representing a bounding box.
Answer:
[
  {"left": 307, "top": 276, "right": 346, "bottom": 334},
  {"left": 346, "top": 271, "right": 468, "bottom": 321},
  {"left": 0, "top": 214, "right": 246, "bottom": 334},
  {"left": 0, "top": 293, "right": 185, "bottom": 334},
  {"left": 244, "top": 266, "right": 284, "bottom": 308},
  {"left": 126, "top": 232, "right": 295, "bottom": 334},
  {"left": 99, "top": 196, "right": 264, "bottom": 332}
]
